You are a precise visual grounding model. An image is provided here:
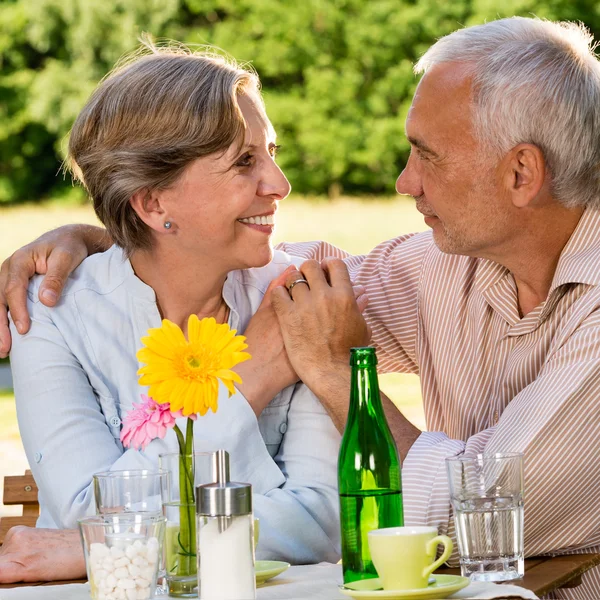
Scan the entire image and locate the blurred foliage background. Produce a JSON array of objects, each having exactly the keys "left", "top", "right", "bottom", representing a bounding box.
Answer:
[{"left": 2, "top": 0, "right": 600, "bottom": 205}]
